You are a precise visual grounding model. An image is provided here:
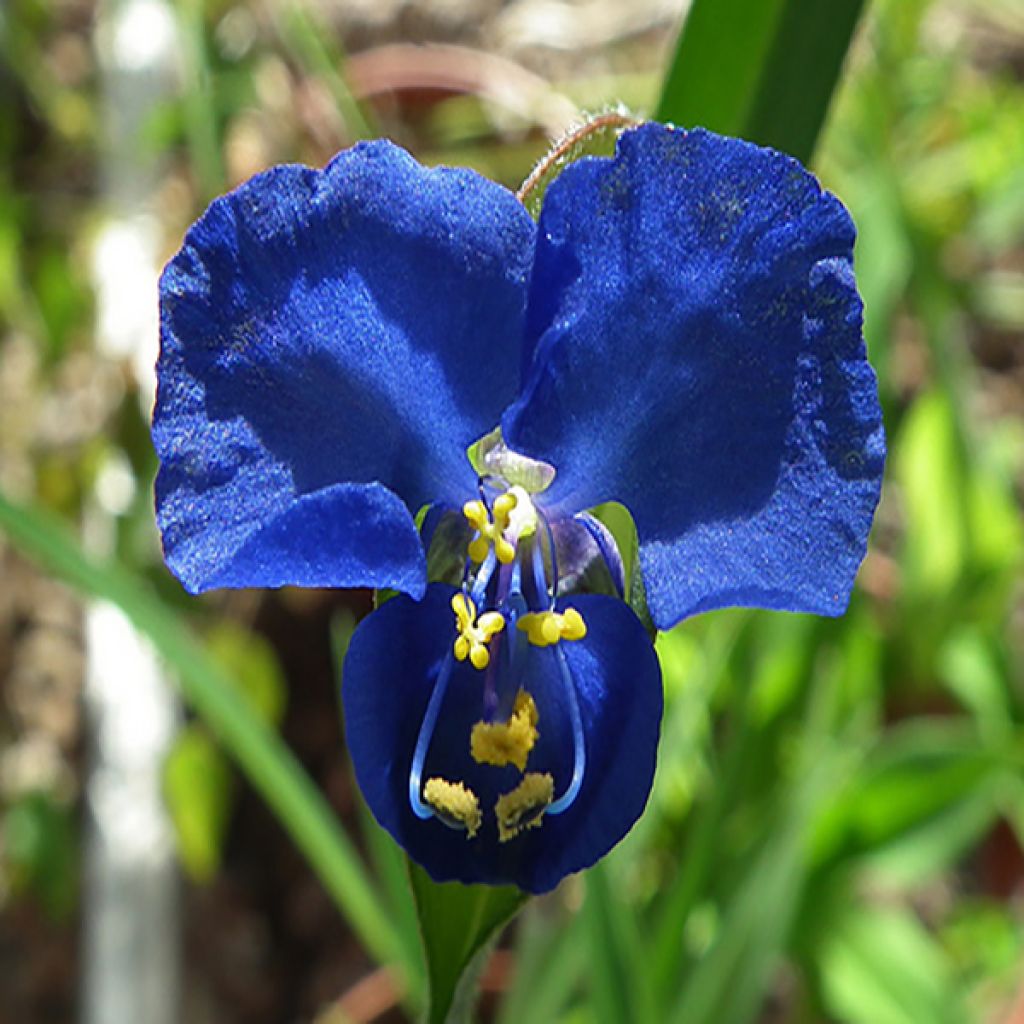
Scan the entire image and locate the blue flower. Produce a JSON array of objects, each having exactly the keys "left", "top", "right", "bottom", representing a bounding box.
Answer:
[{"left": 154, "top": 123, "right": 884, "bottom": 893}]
